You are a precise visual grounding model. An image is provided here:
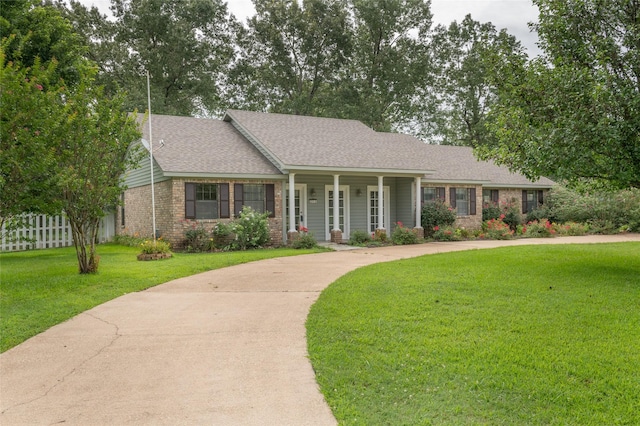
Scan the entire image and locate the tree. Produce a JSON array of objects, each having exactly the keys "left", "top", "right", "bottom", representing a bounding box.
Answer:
[
  {"left": 59, "top": 0, "right": 238, "bottom": 116},
  {"left": 340, "top": 0, "right": 432, "bottom": 131},
  {"left": 53, "top": 76, "right": 142, "bottom": 273},
  {"left": 229, "top": 0, "right": 351, "bottom": 115},
  {"left": 478, "top": 0, "right": 640, "bottom": 188},
  {"left": 2, "top": 3, "right": 143, "bottom": 273},
  {"left": 417, "top": 15, "right": 526, "bottom": 146}
]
